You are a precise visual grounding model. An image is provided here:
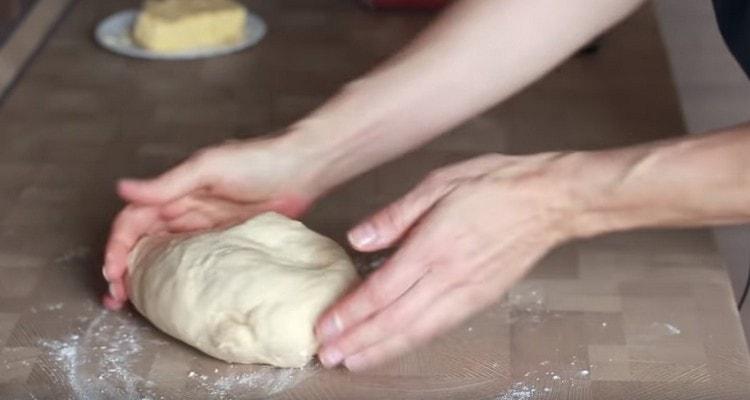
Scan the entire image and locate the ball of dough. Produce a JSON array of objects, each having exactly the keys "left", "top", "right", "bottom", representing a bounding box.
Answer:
[{"left": 127, "top": 212, "right": 359, "bottom": 368}]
